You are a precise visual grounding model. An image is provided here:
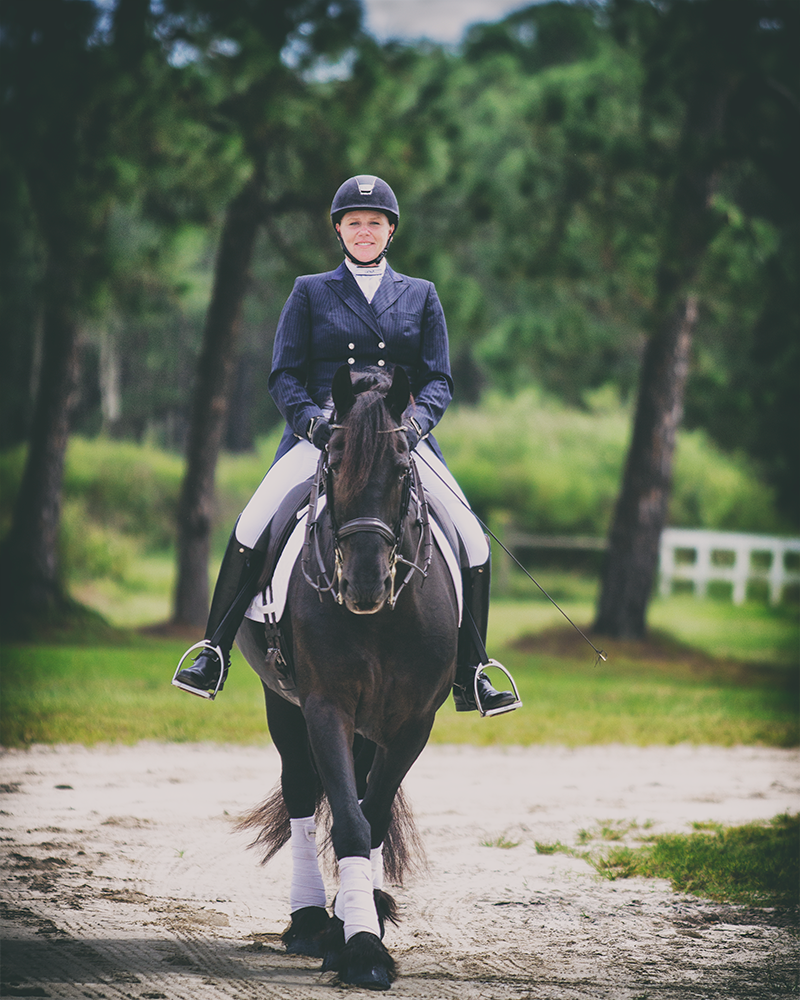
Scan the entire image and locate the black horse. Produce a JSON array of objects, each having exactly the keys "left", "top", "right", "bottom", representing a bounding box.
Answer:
[{"left": 236, "top": 364, "right": 459, "bottom": 990}]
